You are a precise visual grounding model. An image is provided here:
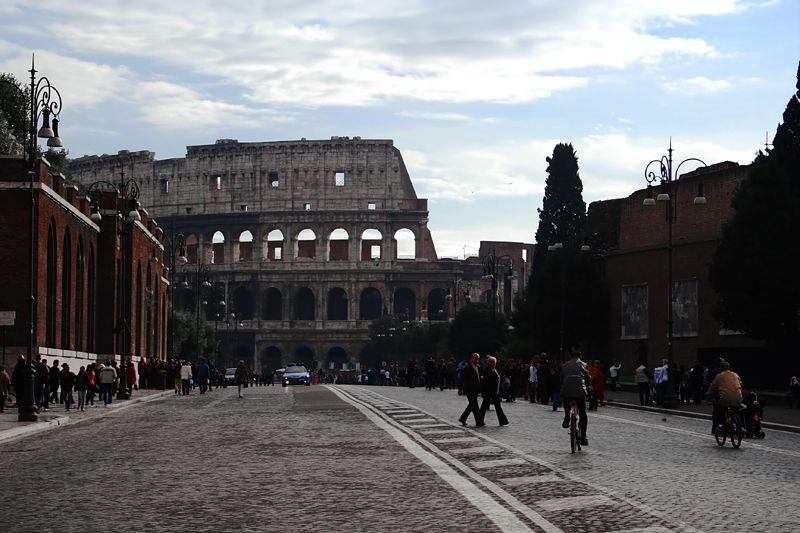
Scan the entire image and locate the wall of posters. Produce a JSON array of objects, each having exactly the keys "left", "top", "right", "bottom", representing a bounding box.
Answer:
[
  {"left": 672, "top": 278, "right": 698, "bottom": 337},
  {"left": 621, "top": 284, "right": 648, "bottom": 339}
]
